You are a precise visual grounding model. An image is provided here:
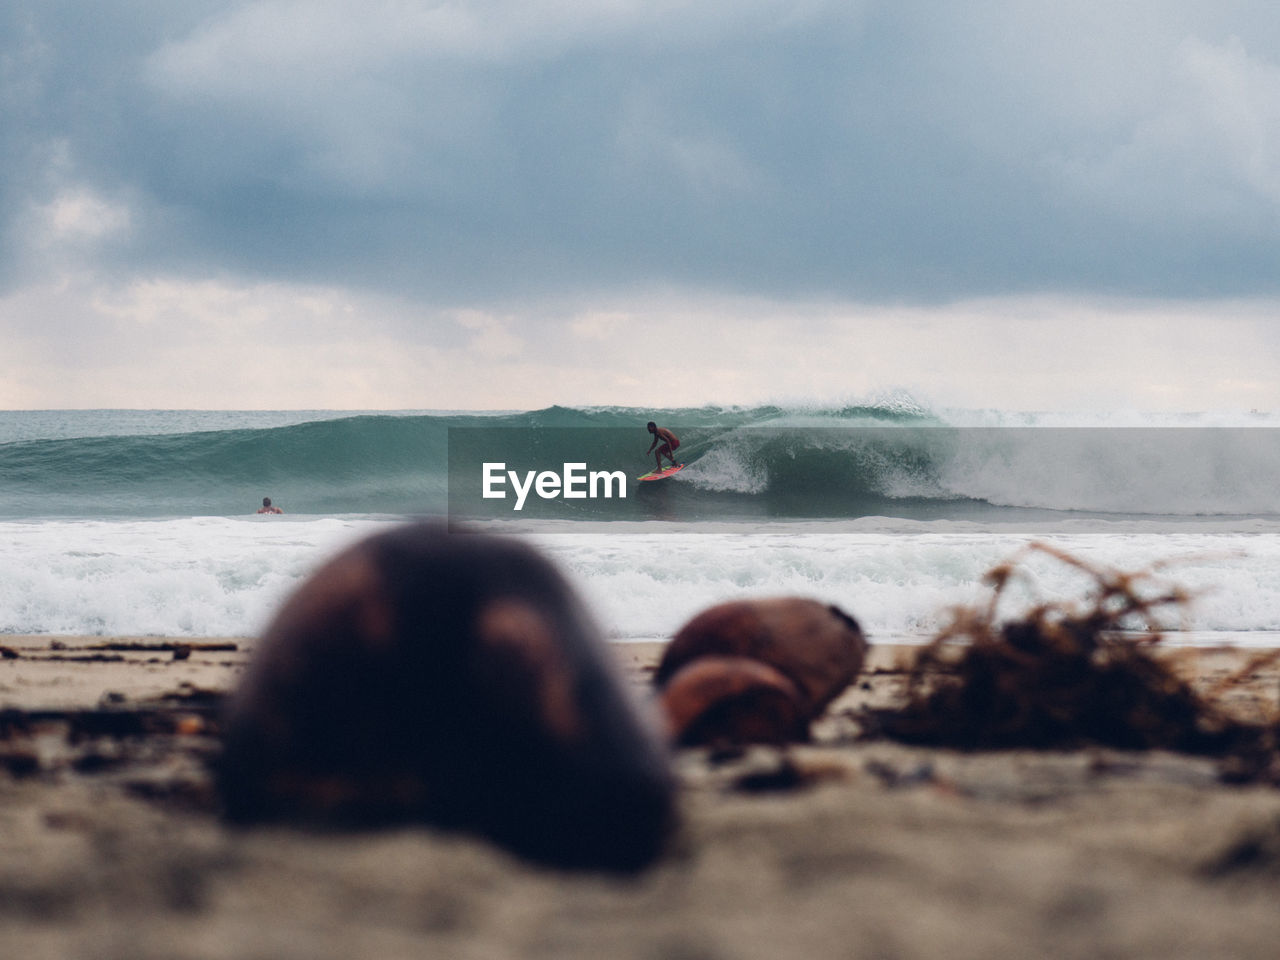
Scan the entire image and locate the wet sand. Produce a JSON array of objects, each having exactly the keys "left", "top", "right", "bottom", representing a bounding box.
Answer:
[{"left": 3, "top": 636, "right": 1280, "bottom": 959}]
